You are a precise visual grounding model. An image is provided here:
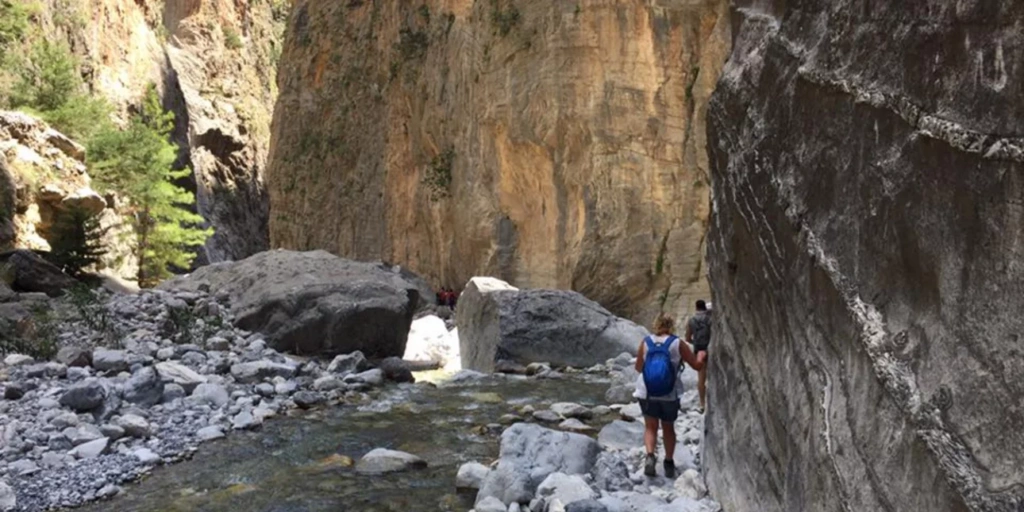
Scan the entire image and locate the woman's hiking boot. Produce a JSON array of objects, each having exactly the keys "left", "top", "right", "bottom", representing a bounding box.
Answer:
[
  {"left": 663, "top": 459, "right": 677, "bottom": 479},
  {"left": 644, "top": 453, "right": 657, "bottom": 477}
]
